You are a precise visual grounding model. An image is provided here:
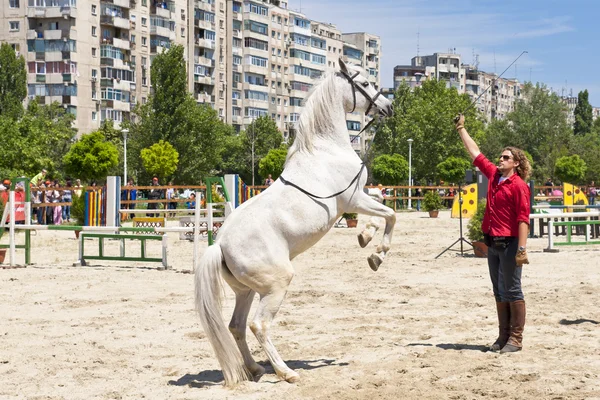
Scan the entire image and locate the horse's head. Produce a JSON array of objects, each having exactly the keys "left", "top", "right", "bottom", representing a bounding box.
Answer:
[{"left": 337, "top": 58, "right": 393, "bottom": 118}]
